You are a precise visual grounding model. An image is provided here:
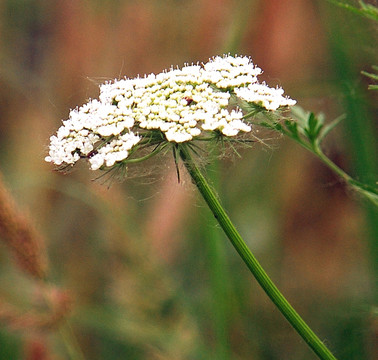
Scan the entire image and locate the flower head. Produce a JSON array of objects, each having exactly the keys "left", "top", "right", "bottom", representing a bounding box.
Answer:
[{"left": 46, "top": 55, "right": 296, "bottom": 172}]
